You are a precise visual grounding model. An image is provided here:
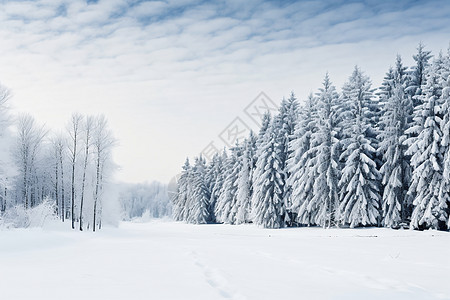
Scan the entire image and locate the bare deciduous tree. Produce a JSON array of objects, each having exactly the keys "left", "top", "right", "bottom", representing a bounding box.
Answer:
[
  {"left": 67, "top": 113, "right": 83, "bottom": 229},
  {"left": 92, "top": 115, "right": 115, "bottom": 232}
]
